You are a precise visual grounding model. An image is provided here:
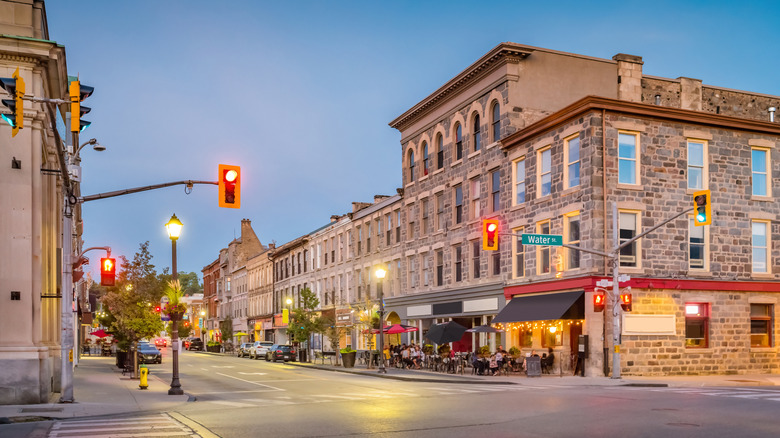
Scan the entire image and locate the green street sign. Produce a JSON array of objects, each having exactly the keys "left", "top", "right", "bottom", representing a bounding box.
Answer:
[{"left": 521, "top": 234, "right": 563, "bottom": 246}]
